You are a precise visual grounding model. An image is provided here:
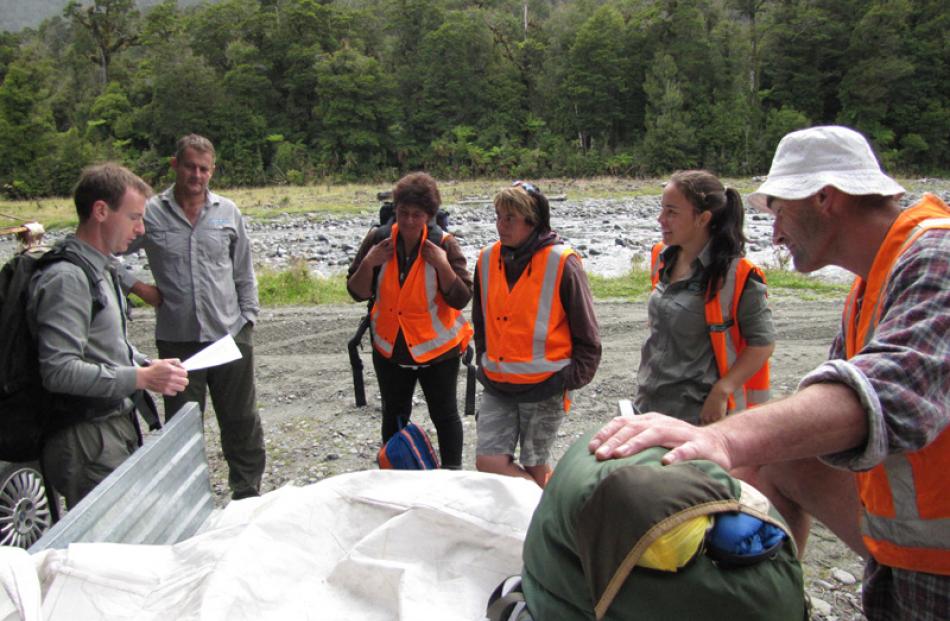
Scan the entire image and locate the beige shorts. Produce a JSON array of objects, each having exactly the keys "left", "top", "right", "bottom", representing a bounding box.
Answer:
[{"left": 476, "top": 391, "right": 565, "bottom": 467}]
